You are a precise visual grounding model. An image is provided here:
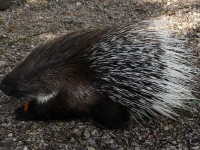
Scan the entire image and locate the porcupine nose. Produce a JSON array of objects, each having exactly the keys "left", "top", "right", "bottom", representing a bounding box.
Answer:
[
  {"left": 0, "top": 80, "right": 17, "bottom": 96},
  {"left": 0, "top": 82, "right": 8, "bottom": 94},
  {"left": 0, "top": 81, "right": 9, "bottom": 95}
]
